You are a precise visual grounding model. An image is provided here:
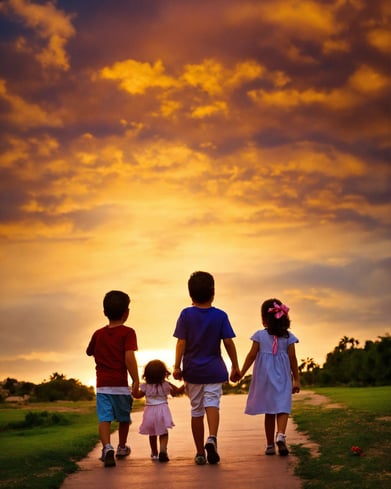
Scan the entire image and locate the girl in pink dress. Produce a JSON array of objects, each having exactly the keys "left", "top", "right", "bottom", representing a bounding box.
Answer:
[{"left": 133, "top": 359, "right": 184, "bottom": 462}]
